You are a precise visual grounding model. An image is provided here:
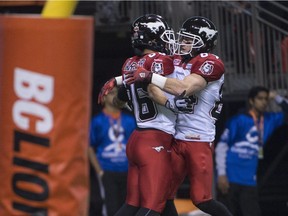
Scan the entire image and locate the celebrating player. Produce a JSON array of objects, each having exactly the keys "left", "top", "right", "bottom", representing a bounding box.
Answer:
[
  {"left": 126, "top": 16, "right": 233, "bottom": 216},
  {"left": 112, "top": 14, "right": 192, "bottom": 216}
]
